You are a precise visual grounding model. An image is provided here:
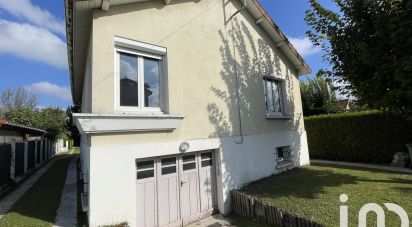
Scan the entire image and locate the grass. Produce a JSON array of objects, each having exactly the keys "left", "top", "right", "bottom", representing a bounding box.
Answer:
[
  {"left": 0, "top": 155, "right": 74, "bottom": 227},
  {"left": 240, "top": 164, "right": 412, "bottom": 227}
]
